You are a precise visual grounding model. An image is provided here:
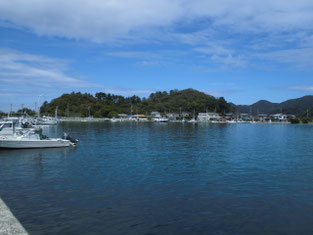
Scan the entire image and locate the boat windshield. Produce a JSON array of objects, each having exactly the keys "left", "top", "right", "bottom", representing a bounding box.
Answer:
[{"left": 0, "top": 123, "right": 13, "bottom": 131}]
